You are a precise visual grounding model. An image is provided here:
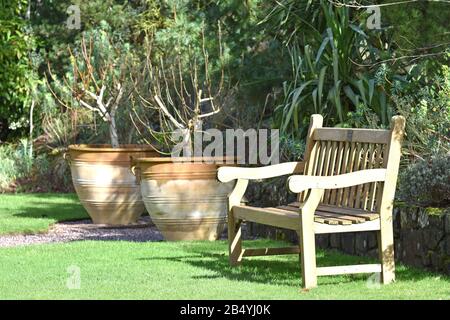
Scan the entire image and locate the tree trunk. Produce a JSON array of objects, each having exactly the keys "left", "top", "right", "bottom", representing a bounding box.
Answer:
[
  {"left": 29, "top": 99, "right": 35, "bottom": 158},
  {"left": 108, "top": 84, "right": 123, "bottom": 148},
  {"left": 182, "top": 129, "right": 192, "bottom": 157},
  {"left": 109, "top": 112, "right": 120, "bottom": 148},
  {"left": 127, "top": 126, "right": 135, "bottom": 144}
]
